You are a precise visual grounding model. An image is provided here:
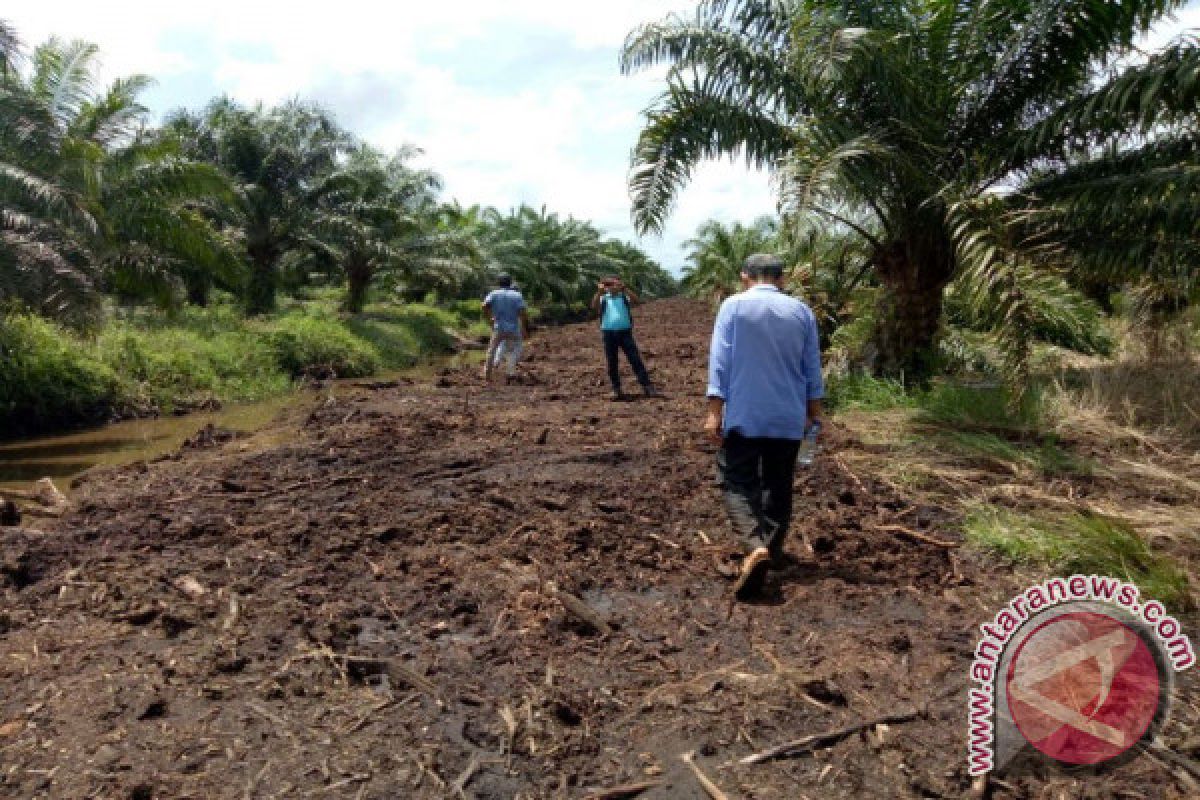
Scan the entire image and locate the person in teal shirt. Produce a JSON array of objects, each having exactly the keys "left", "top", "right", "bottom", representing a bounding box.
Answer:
[{"left": 590, "top": 276, "right": 658, "bottom": 400}]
